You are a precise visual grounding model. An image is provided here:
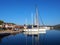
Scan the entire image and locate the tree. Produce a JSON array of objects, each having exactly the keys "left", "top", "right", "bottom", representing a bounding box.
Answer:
[{"left": 0, "top": 20, "right": 4, "bottom": 25}]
